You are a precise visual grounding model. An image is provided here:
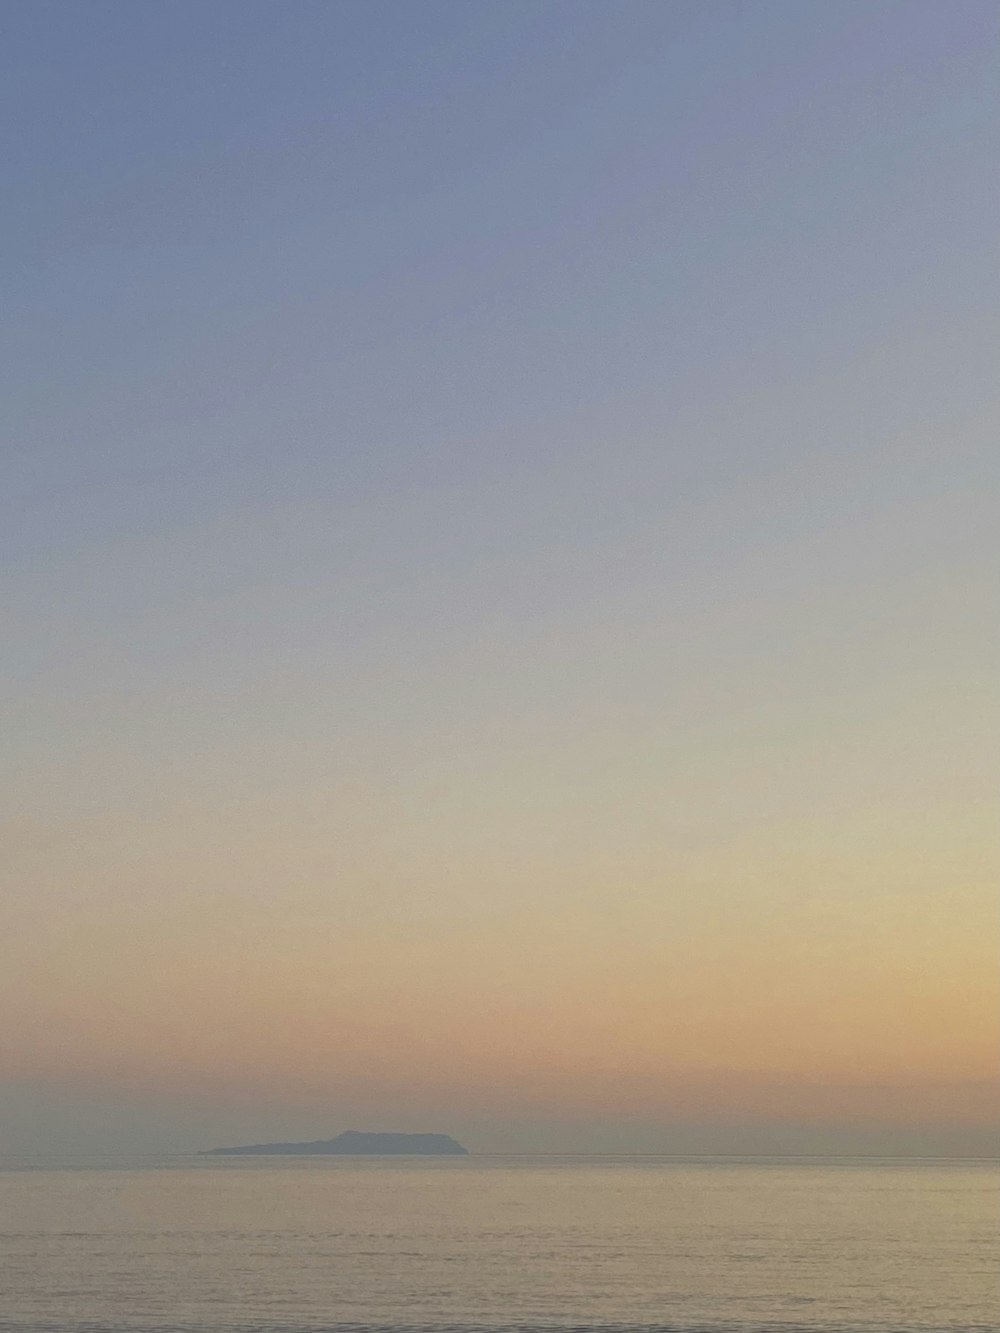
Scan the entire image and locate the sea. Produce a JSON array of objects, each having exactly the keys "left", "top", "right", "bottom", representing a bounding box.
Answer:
[{"left": 0, "top": 1155, "right": 996, "bottom": 1333}]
